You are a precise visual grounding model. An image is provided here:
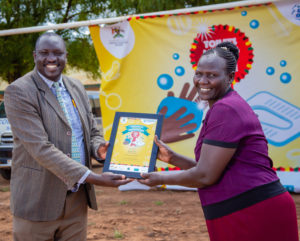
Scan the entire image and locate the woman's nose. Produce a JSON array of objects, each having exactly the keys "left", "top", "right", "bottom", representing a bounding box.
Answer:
[{"left": 194, "top": 75, "right": 207, "bottom": 85}]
